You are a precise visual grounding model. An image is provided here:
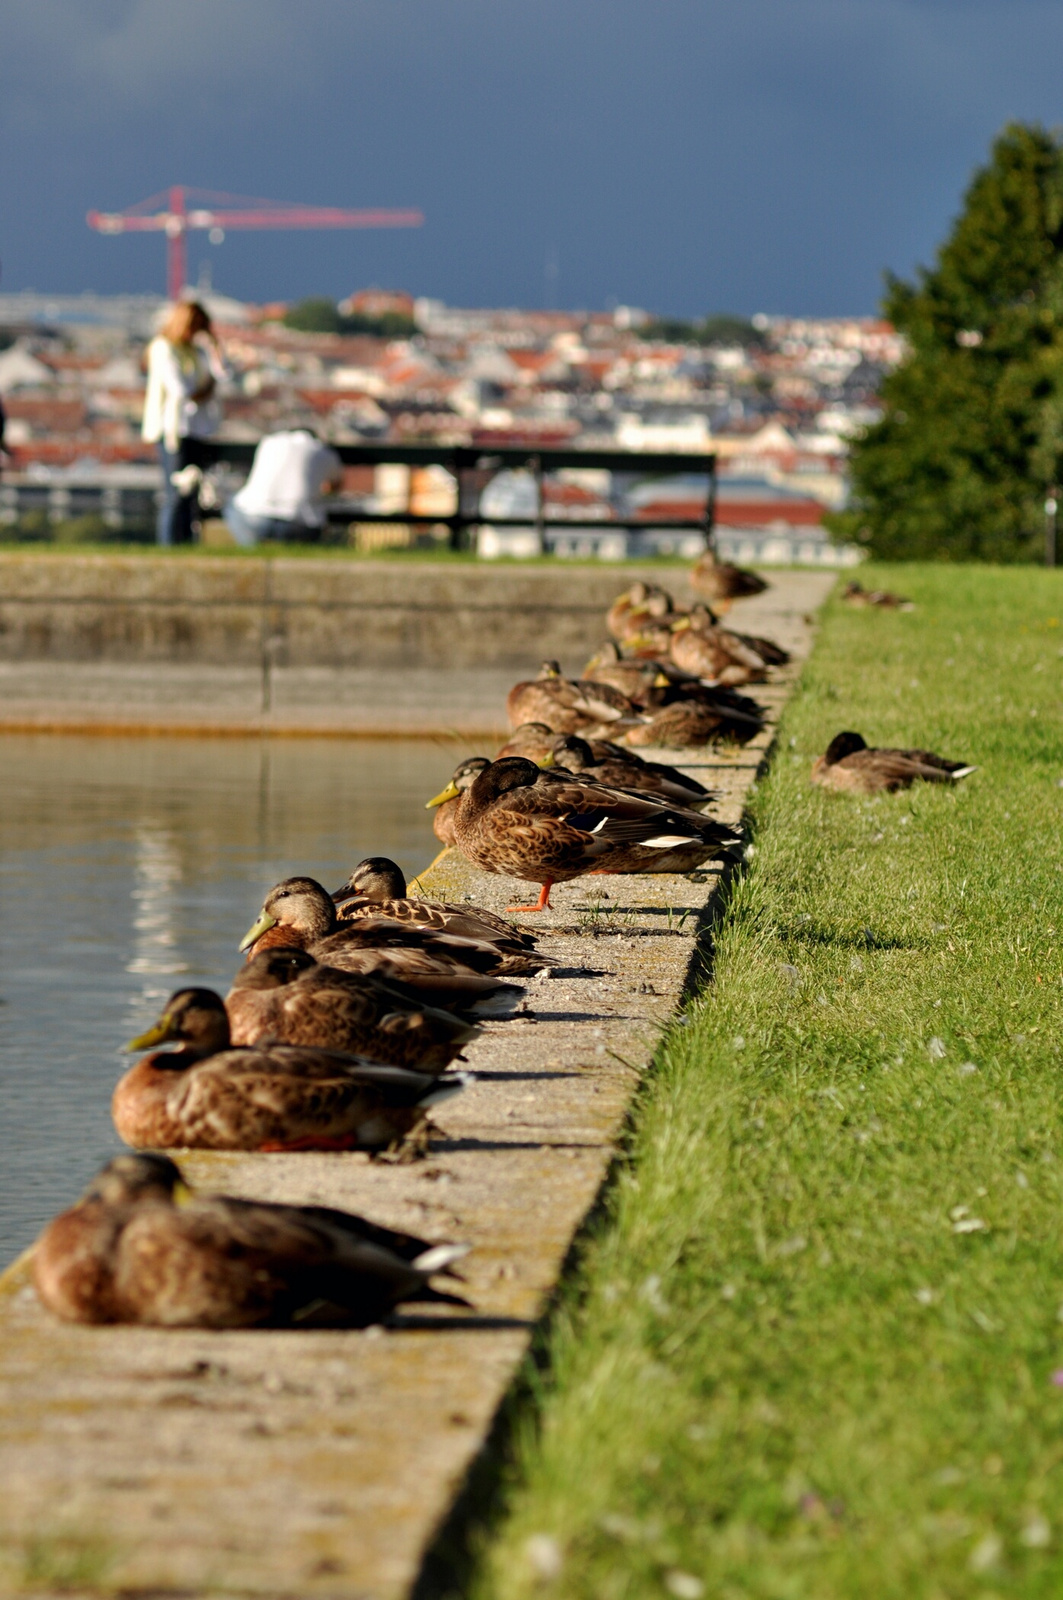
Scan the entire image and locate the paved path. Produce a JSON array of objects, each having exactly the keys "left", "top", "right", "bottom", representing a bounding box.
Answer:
[{"left": 0, "top": 571, "right": 834, "bottom": 1598}]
